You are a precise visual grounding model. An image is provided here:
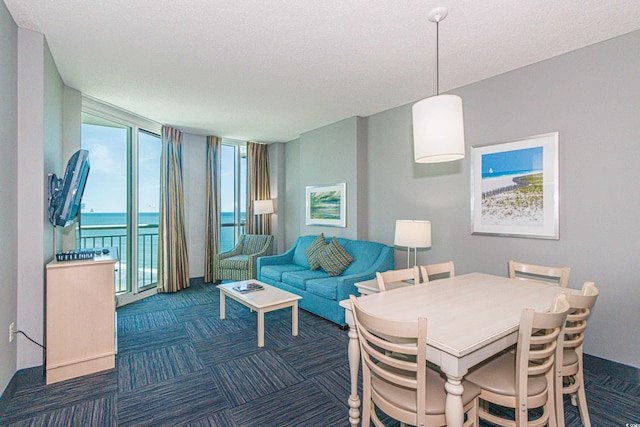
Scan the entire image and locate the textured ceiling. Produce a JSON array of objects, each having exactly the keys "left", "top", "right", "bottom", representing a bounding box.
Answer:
[{"left": 4, "top": 0, "right": 640, "bottom": 142}]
